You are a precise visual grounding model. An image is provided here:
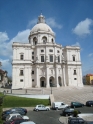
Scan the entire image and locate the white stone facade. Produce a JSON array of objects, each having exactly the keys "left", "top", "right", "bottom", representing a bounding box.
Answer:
[{"left": 12, "top": 14, "right": 83, "bottom": 89}]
